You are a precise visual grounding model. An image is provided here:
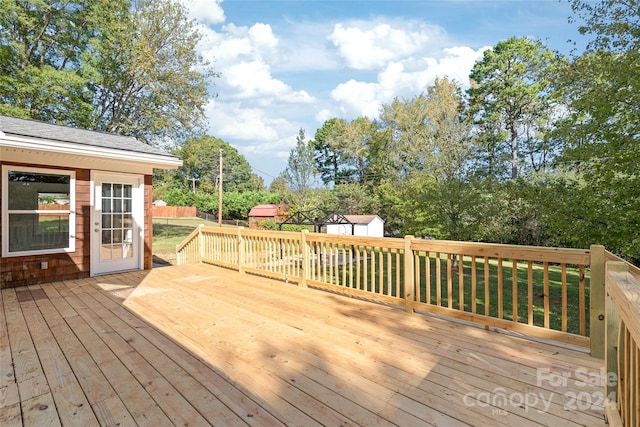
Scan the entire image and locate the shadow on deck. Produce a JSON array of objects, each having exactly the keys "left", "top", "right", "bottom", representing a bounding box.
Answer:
[{"left": 0, "top": 264, "right": 605, "bottom": 426}]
